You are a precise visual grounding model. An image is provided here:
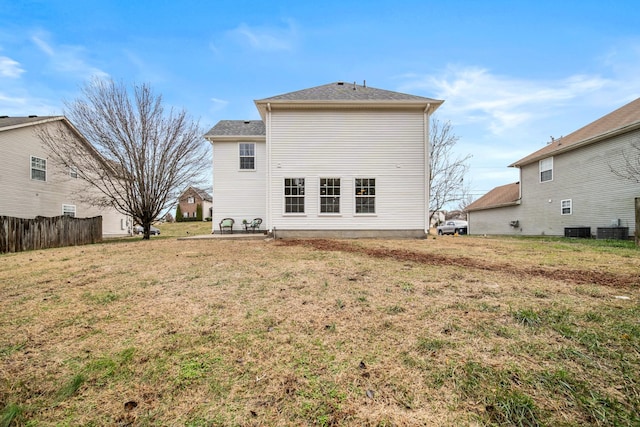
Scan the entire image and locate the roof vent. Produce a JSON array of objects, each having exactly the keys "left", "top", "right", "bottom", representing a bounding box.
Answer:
[
  {"left": 29, "top": 115, "right": 38, "bottom": 118},
  {"left": 244, "top": 120, "right": 251, "bottom": 124},
  {"left": 337, "top": 82, "right": 344, "bottom": 85},
  {"left": 0, "top": 116, "right": 8, "bottom": 119}
]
